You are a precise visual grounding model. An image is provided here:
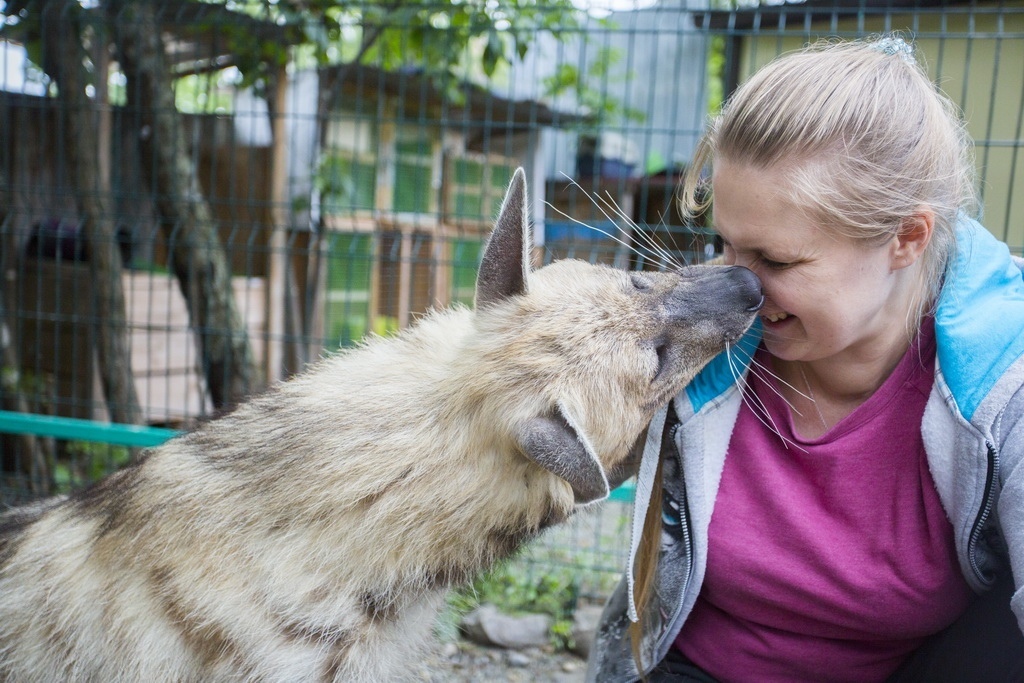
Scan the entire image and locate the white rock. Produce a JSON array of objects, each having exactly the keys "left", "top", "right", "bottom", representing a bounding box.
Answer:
[{"left": 461, "top": 603, "right": 552, "bottom": 649}]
